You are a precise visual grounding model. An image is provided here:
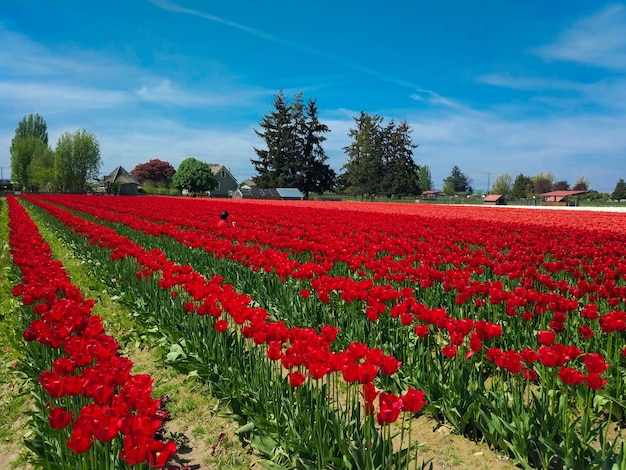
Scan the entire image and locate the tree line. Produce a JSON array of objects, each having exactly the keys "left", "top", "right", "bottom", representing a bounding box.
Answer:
[
  {"left": 7, "top": 97, "right": 626, "bottom": 201},
  {"left": 9, "top": 114, "right": 101, "bottom": 193},
  {"left": 251, "top": 92, "right": 425, "bottom": 198}
]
